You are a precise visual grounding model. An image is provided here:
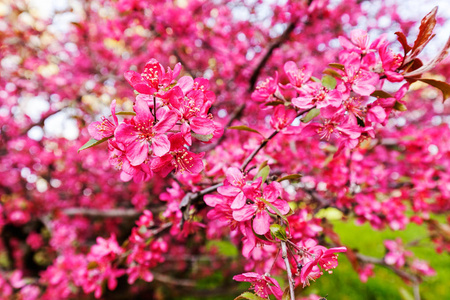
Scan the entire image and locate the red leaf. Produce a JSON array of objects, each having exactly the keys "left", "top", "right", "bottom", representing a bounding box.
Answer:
[
  {"left": 410, "top": 7, "right": 438, "bottom": 59},
  {"left": 404, "top": 35, "right": 450, "bottom": 77},
  {"left": 395, "top": 32, "right": 411, "bottom": 56},
  {"left": 417, "top": 78, "right": 450, "bottom": 102}
]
